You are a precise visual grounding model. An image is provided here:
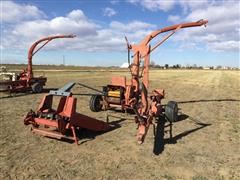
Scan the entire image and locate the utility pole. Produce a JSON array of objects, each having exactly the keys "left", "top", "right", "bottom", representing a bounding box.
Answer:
[{"left": 62, "top": 55, "right": 65, "bottom": 66}]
